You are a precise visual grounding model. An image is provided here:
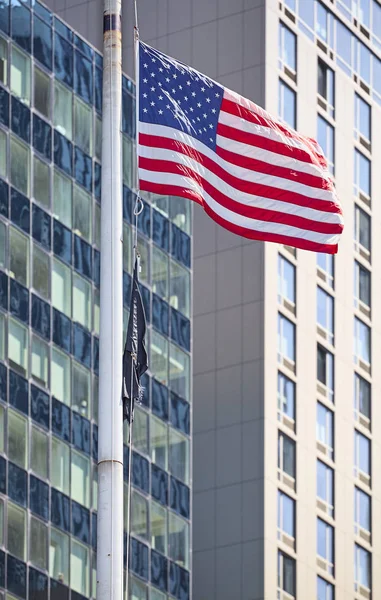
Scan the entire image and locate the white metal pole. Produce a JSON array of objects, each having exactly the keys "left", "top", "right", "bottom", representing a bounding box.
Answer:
[{"left": 97, "top": 1, "right": 124, "bottom": 600}]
